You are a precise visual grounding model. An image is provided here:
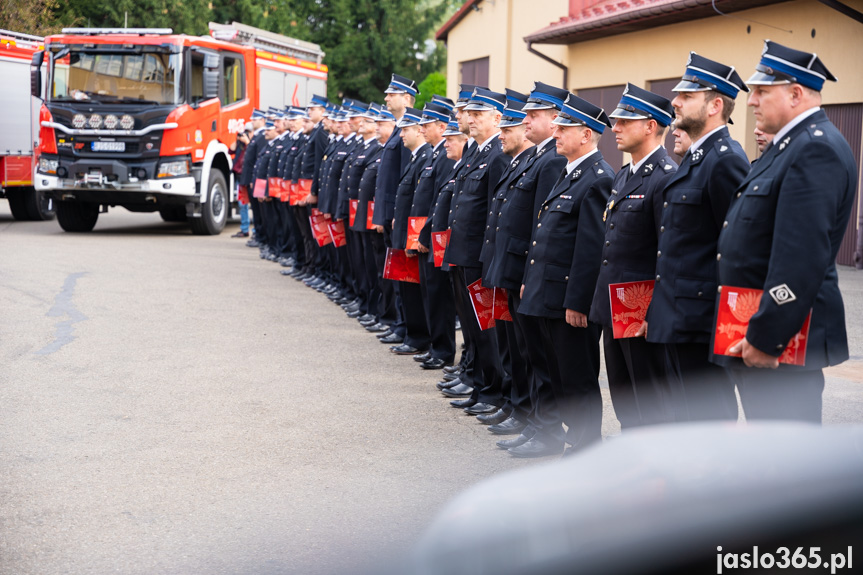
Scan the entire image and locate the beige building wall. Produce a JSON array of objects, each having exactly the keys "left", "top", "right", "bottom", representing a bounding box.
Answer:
[
  {"left": 563, "top": 0, "right": 863, "bottom": 157},
  {"left": 443, "top": 0, "right": 569, "bottom": 101}
]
